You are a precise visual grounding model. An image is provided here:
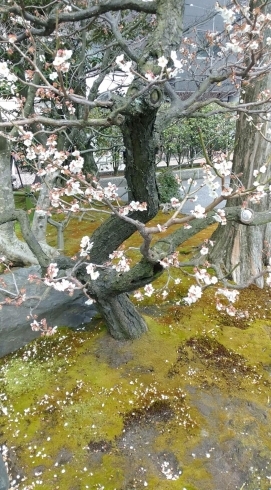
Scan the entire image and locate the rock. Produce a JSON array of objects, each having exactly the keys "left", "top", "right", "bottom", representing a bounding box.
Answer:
[
  {"left": 0, "top": 266, "right": 96, "bottom": 358},
  {"left": 0, "top": 453, "right": 9, "bottom": 490}
]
